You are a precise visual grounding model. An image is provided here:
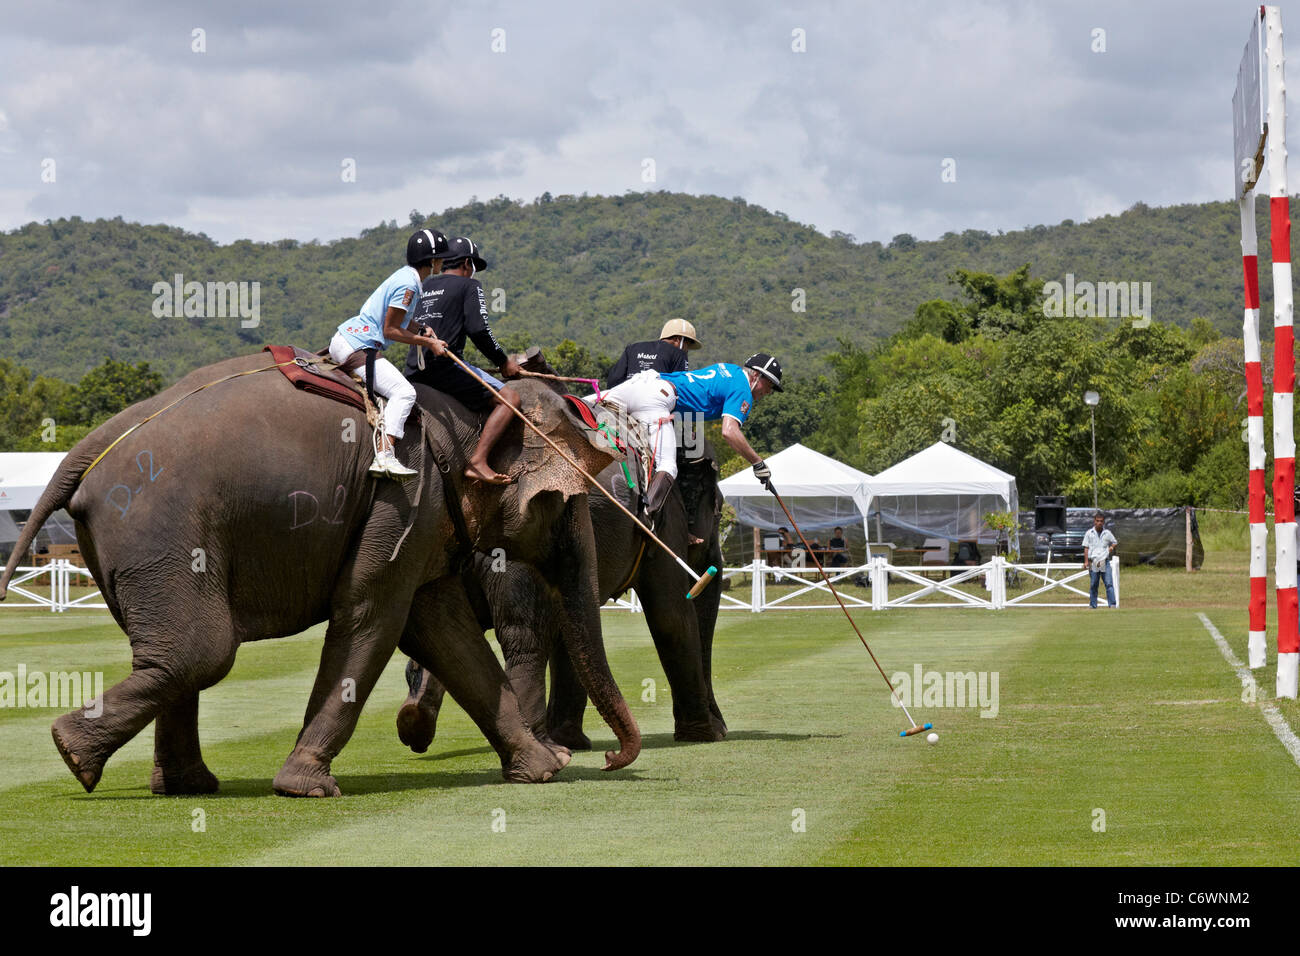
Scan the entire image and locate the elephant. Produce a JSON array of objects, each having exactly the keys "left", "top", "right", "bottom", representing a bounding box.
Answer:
[
  {"left": 0, "top": 351, "right": 639, "bottom": 797},
  {"left": 396, "top": 444, "right": 727, "bottom": 753}
]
